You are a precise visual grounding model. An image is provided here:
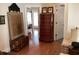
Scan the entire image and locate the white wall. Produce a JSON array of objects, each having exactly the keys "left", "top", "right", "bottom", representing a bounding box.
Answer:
[
  {"left": 68, "top": 3, "right": 79, "bottom": 32},
  {"left": 0, "top": 3, "right": 11, "bottom": 52},
  {"left": 64, "top": 4, "right": 68, "bottom": 39},
  {"left": 63, "top": 3, "right": 79, "bottom": 45},
  {"left": 0, "top": 3, "right": 25, "bottom": 52}
]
